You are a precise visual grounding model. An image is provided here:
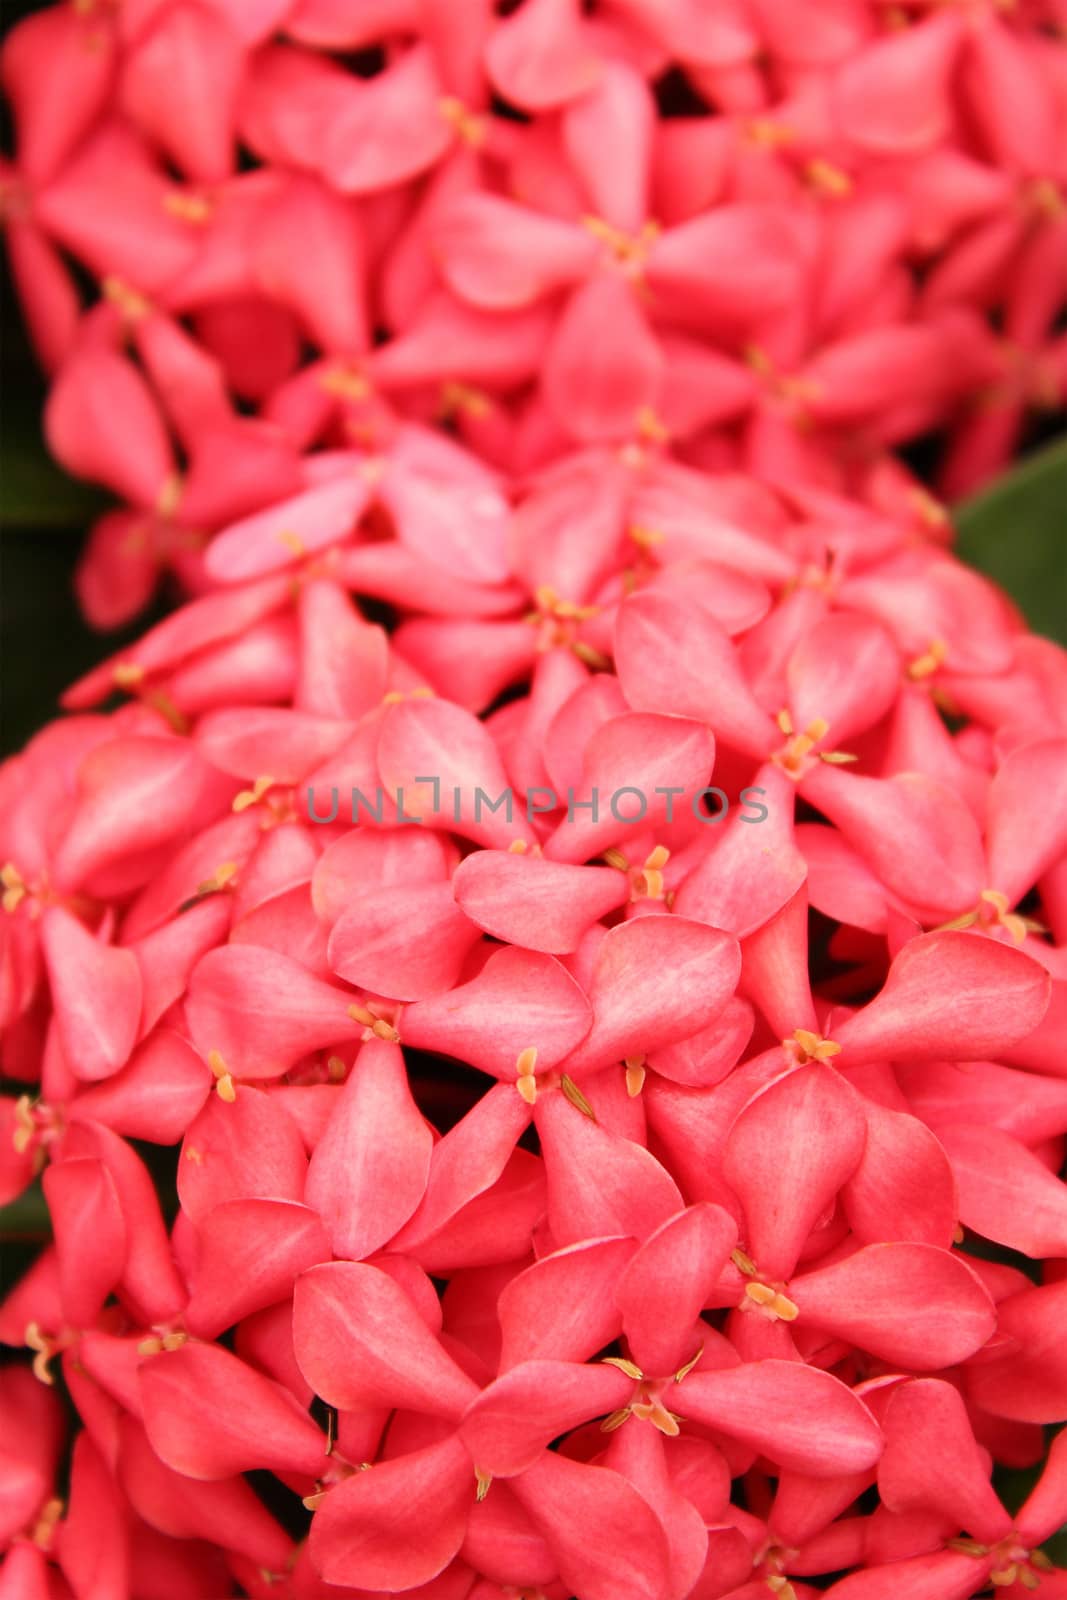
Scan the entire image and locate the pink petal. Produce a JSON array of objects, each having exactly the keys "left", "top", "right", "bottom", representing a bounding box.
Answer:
[
  {"left": 318, "top": 46, "right": 452, "bottom": 193},
  {"left": 830, "top": 12, "right": 962, "bottom": 153},
  {"left": 511, "top": 1451, "right": 672, "bottom": 1600},
  {"left": 304, "top": 1040, "right": 433, "bottom": 1259},
  {"left": 292, "top": 1261, "right": 480, "bottom": 1418},
  {"left": 486, "top": 0, "right": 601, "bottom": 112},
  {"left": 186, "top": 945, "right": 363, "bottom": 1080},
  {"left": 497, "top": 1237, "right": 637, "bottom": 1371},
  {"left": 312, "top": 826, "right": 451, "bottom": 926},
  {"left": 178, "top": 1086, "right": 308, "bottom": 1223},
  {"left": 42, "top": 1158, "right": 126, "bottom": 1328},
  {"left": 537, "top": 1090, "right": 684, "bottom": 1245},
  {"left": 401, "top": 946, "right": 592, "bottom": 1080},
  {"left": 205, "top": 474, "right": 372, "bottom": 583},
  {"left": 822, "top": 1551, "right": 997, "bottom": 1599},
  {"left": 614, "top": 591, "right": 773, "bottom": 758},
  {"left": 140, "top": 1343, "right": 326, "bottom": 1480},
  {"left": 878, "top": 1379, "right": 1010, "bottom": 1539},
  {"left": 790, "top": 1242, "right": 996, "bottom": 1370},
  {"left": 391, "top": 1085, "right": 534, "bottom": 1256},
  {"left": 786, "top": 615, "right": 900, "bottom": 748},
  {"left": 44, "top": 344, "right": 174, "bottom": 510},
  {"left": 618, "top": 1204, "right": 737, "bottom": 1377},
  {"left": 800, "top": 768, "right": 986, "bottom": 923},
  {"left": 543, "top": 712, "right": 716, "bottom": 865},
  {"left": 377, "top": 696, "right": 538, "bottom": 850},
  {"left": 1017, "top": 1427, "right": 1067, "bottom": 1546},
  {"left": 460, "top": 1360, "right": 631, "bottom": 1476},
  {"left": 834, "top": 931, "right": 1052, "bottom": 1066},
  {"left": 2, "top": 7, "right": 115, "bottom": 181},
  {"left": 565, "top": 917, "right": 741, "bottom": 1072},
  {"left": 562, "top": 62, "right": 654, "bottom": 235},
  {"left": 251, "top": 175, "right": 368, "bottom": 355},
  {"left": 40, "top": 906, "right": 141, "bottom": 1082},
  {"left": 328, "top": 880, "right": 481, "bottom": 1001},
  {"left": 681, "top": 1361, "right": 883, "bottom": 1477},
  {"left": 184, "top": 1199, "right": 331, "bottom": 1338},
  {"left": 938, "top": 1122, "right": 1067, "bottom": 1259},
  {"left": 984, "top": 738, "right": 1067, "bottom": 910},
  {"left": 675, "top": 765, "right": 806, "bottom": 939},
  {"left": 295, "top": 580, "right": 388, "bottom": 721},
  {"left": 453, "top": 850, "right": 628, "bottom": 955},
  {"left": 435, "top": 193, "right": 596, "bottom": 310},
  {"left": 647, "top": 206, "right": 805, "bottom": 327},
  {"left": 56, "top": 1433, "right": 128, "bottom": 1600},
  {"left": 722, "top": 1063, "right": 867, "bottom": 1281},
  {"left": 120, "top": 2, "right": 241, "bottom": 183},
  {"left": 309, "top": 1435, "right": 473, "bottom": 1590},
  {"left": 842, "top": 1102, "right": 958, "bottom": 1249},
  {"left": 543, "top": 275, "right": 663, "bottom": 443}
]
